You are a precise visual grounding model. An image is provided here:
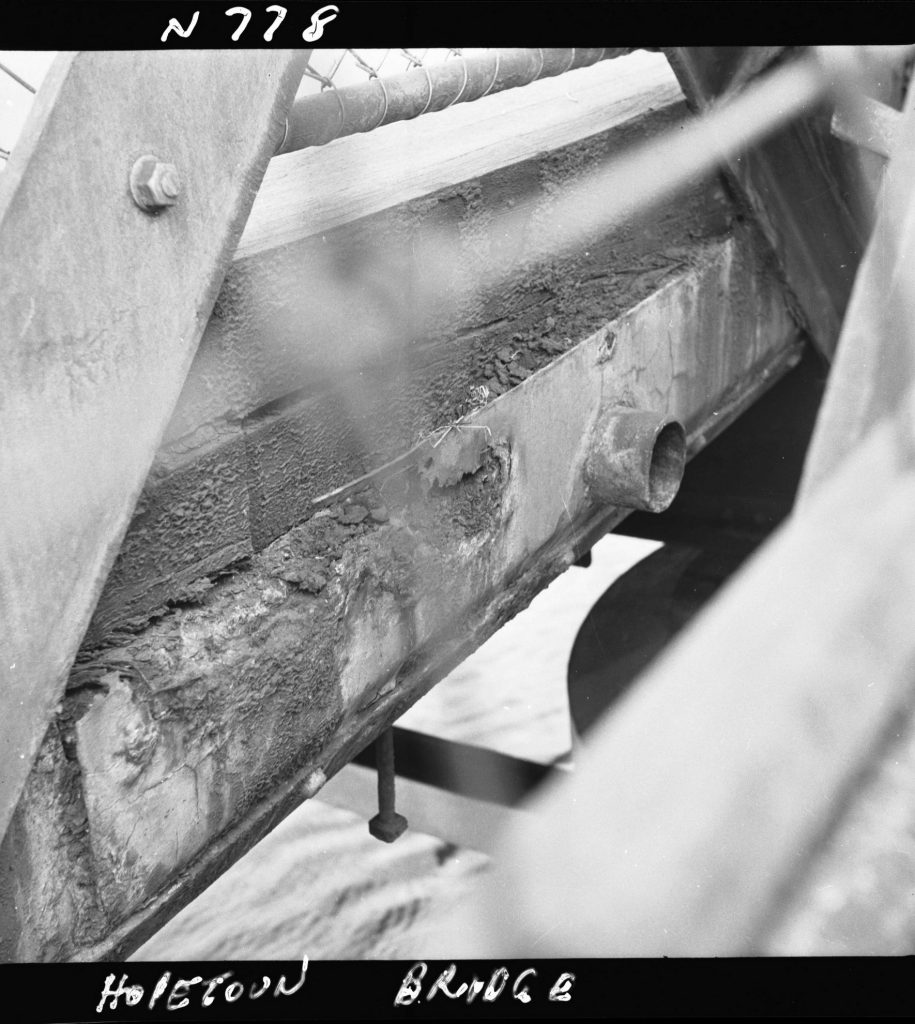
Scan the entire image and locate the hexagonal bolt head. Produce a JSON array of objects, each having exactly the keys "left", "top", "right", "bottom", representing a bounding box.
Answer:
[
  {"left": 130, "top": 155, "right": 182, "bottom": 212},
  {"left": 368, "top": 811, "right": 408, "bottom": 843}
]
